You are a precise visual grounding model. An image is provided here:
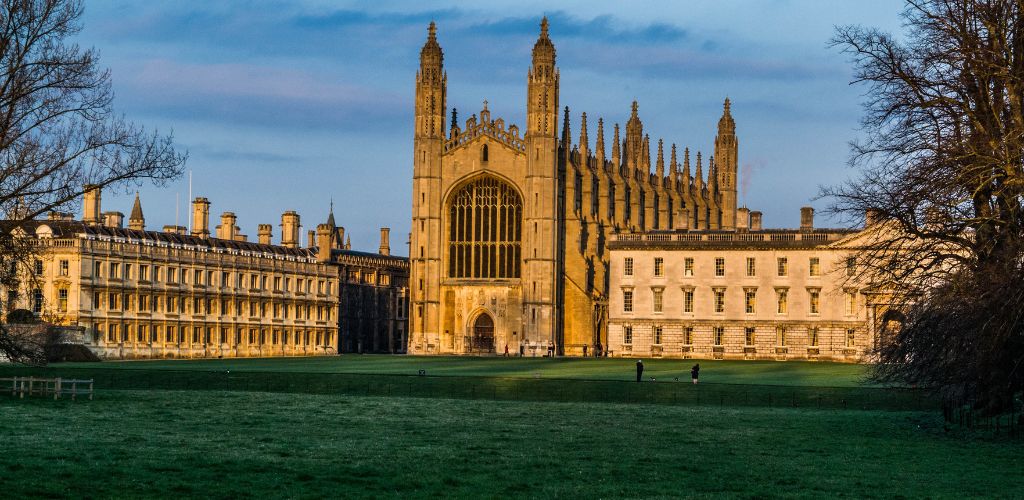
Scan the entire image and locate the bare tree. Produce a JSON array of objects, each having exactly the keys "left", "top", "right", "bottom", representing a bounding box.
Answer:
[
  {"left": 0, "top": 0, "right": 186, "bottom": 363},
  {"left": 827, "top": 0, "right": 1024, "bottom": 413}
]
